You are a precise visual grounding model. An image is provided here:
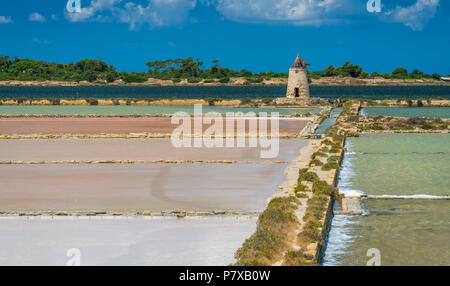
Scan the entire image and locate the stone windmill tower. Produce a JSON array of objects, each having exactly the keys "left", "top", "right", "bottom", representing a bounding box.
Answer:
[{"left": 286, "top": 54, "right": 310, "bottom": 99}]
